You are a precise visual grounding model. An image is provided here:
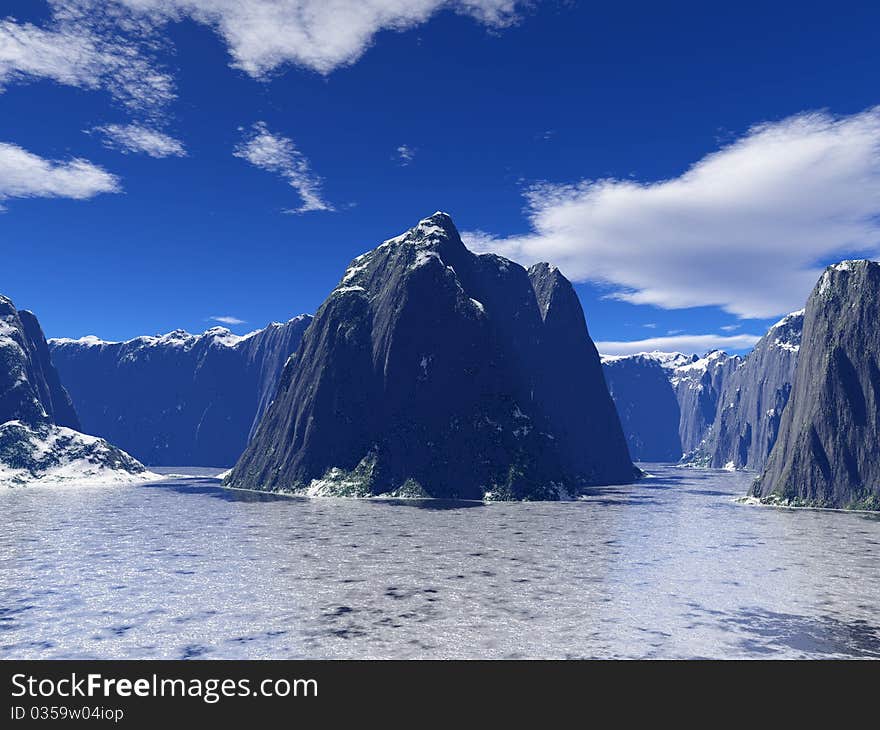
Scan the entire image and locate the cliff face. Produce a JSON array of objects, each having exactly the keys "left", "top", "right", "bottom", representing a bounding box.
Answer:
[
  {"left": 226, "top": 212, "right": 635, "bottom": 500},
  {"left": 601, "top": 355, "right": 683, "bottom": 461},
  {"left": 601, "top": 314, "right": 803, "bottom": 471},
  {"left": 235, "top": 319, "right": 313, "bottom": 441},
  {"left": 754, "top": 261, "right": 880, "bottom": 509},
  {"left": 49, "top": 316, "right": 311, "bottom": 466},
  {"left": 1, "top": 294, "right": 149, "bottom": 487},
  {"left": 1, "top": 296, "right": 79, "bottom": 429},
  {"left": 707, "top": 311, "right": 803, "bottom": 471},
  {"left": 671, "top": 351, "right": 742, "bottom": 457}
]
